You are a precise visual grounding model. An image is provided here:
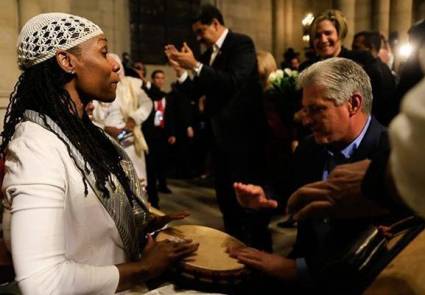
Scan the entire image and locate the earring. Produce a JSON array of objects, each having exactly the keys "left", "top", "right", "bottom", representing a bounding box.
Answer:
[{"left": 68, "top": 70, "right": 75, "bottom": 75}]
